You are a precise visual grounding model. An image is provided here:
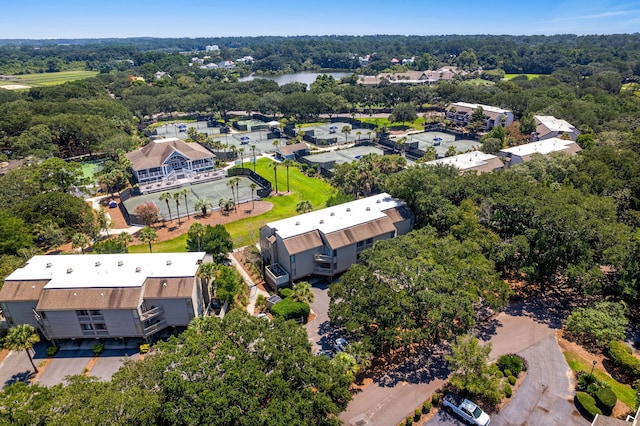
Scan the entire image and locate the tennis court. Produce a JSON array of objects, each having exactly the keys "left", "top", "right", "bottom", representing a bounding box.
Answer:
[
  {"left": 123, "top": 176, "right": 258, "bottom": 220},
  {"left": 409, "top": 131, "right": 479, "bottom": 157},
  {"left": 302, "top": 145, "right": 384, "bottom": 169}
]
